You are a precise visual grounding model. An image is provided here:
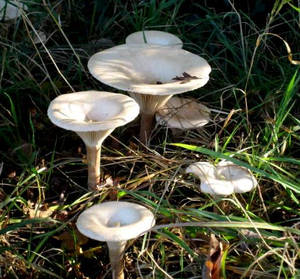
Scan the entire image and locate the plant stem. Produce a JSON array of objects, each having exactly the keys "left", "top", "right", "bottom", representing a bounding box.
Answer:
[
  {"left": 139, "top": 112, "right": 155, "bottom": 145},
  {"left": 86, "top": 145, "right": 101, "bottom": 191},
  {"left": 107, "top": 241, "right": 127, "bottom": 279}
]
